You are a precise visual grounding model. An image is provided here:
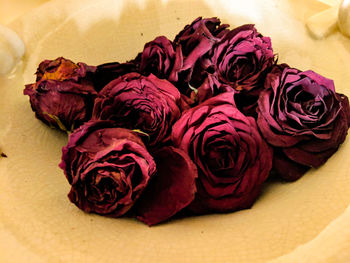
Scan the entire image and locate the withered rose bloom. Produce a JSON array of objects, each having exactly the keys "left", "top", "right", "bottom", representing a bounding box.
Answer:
[
  {"left": 212, "top": 24, "right": 274, "bottom": 91},
  {"left": 135, "top": 146, "right": 197, "bottom": 226},
  {"left": 24, "top": 57, "right": 97, "bottom": 131},
  {"left": 139, "top": 36, "right": 181, "bottom": 80},
  {"left": 59, "top": 120, "right": 156, "bottom": 217},
  {"left": 210, "top": 24, "right": 274, "bottom": 114},
  {"left": 92, "top": 73, "right": 181, "bottom": 147},
  {"left": 172, "top": 92, "right": 272, "bottom": 214},
  {"left": 35, "top": 56, "right": 96, "bottom": 82},
  {"left": 93, "top": 60, "right": 139, "bottom": 91},
  {"left": 174, "top": 17, "right": 229, "bottom": 65},
  {"left": 171, "top": 17, "right": 229, "bottom": 91},
  {"left": 257, "top": 66, "right": 350, "bottom": 181}
]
